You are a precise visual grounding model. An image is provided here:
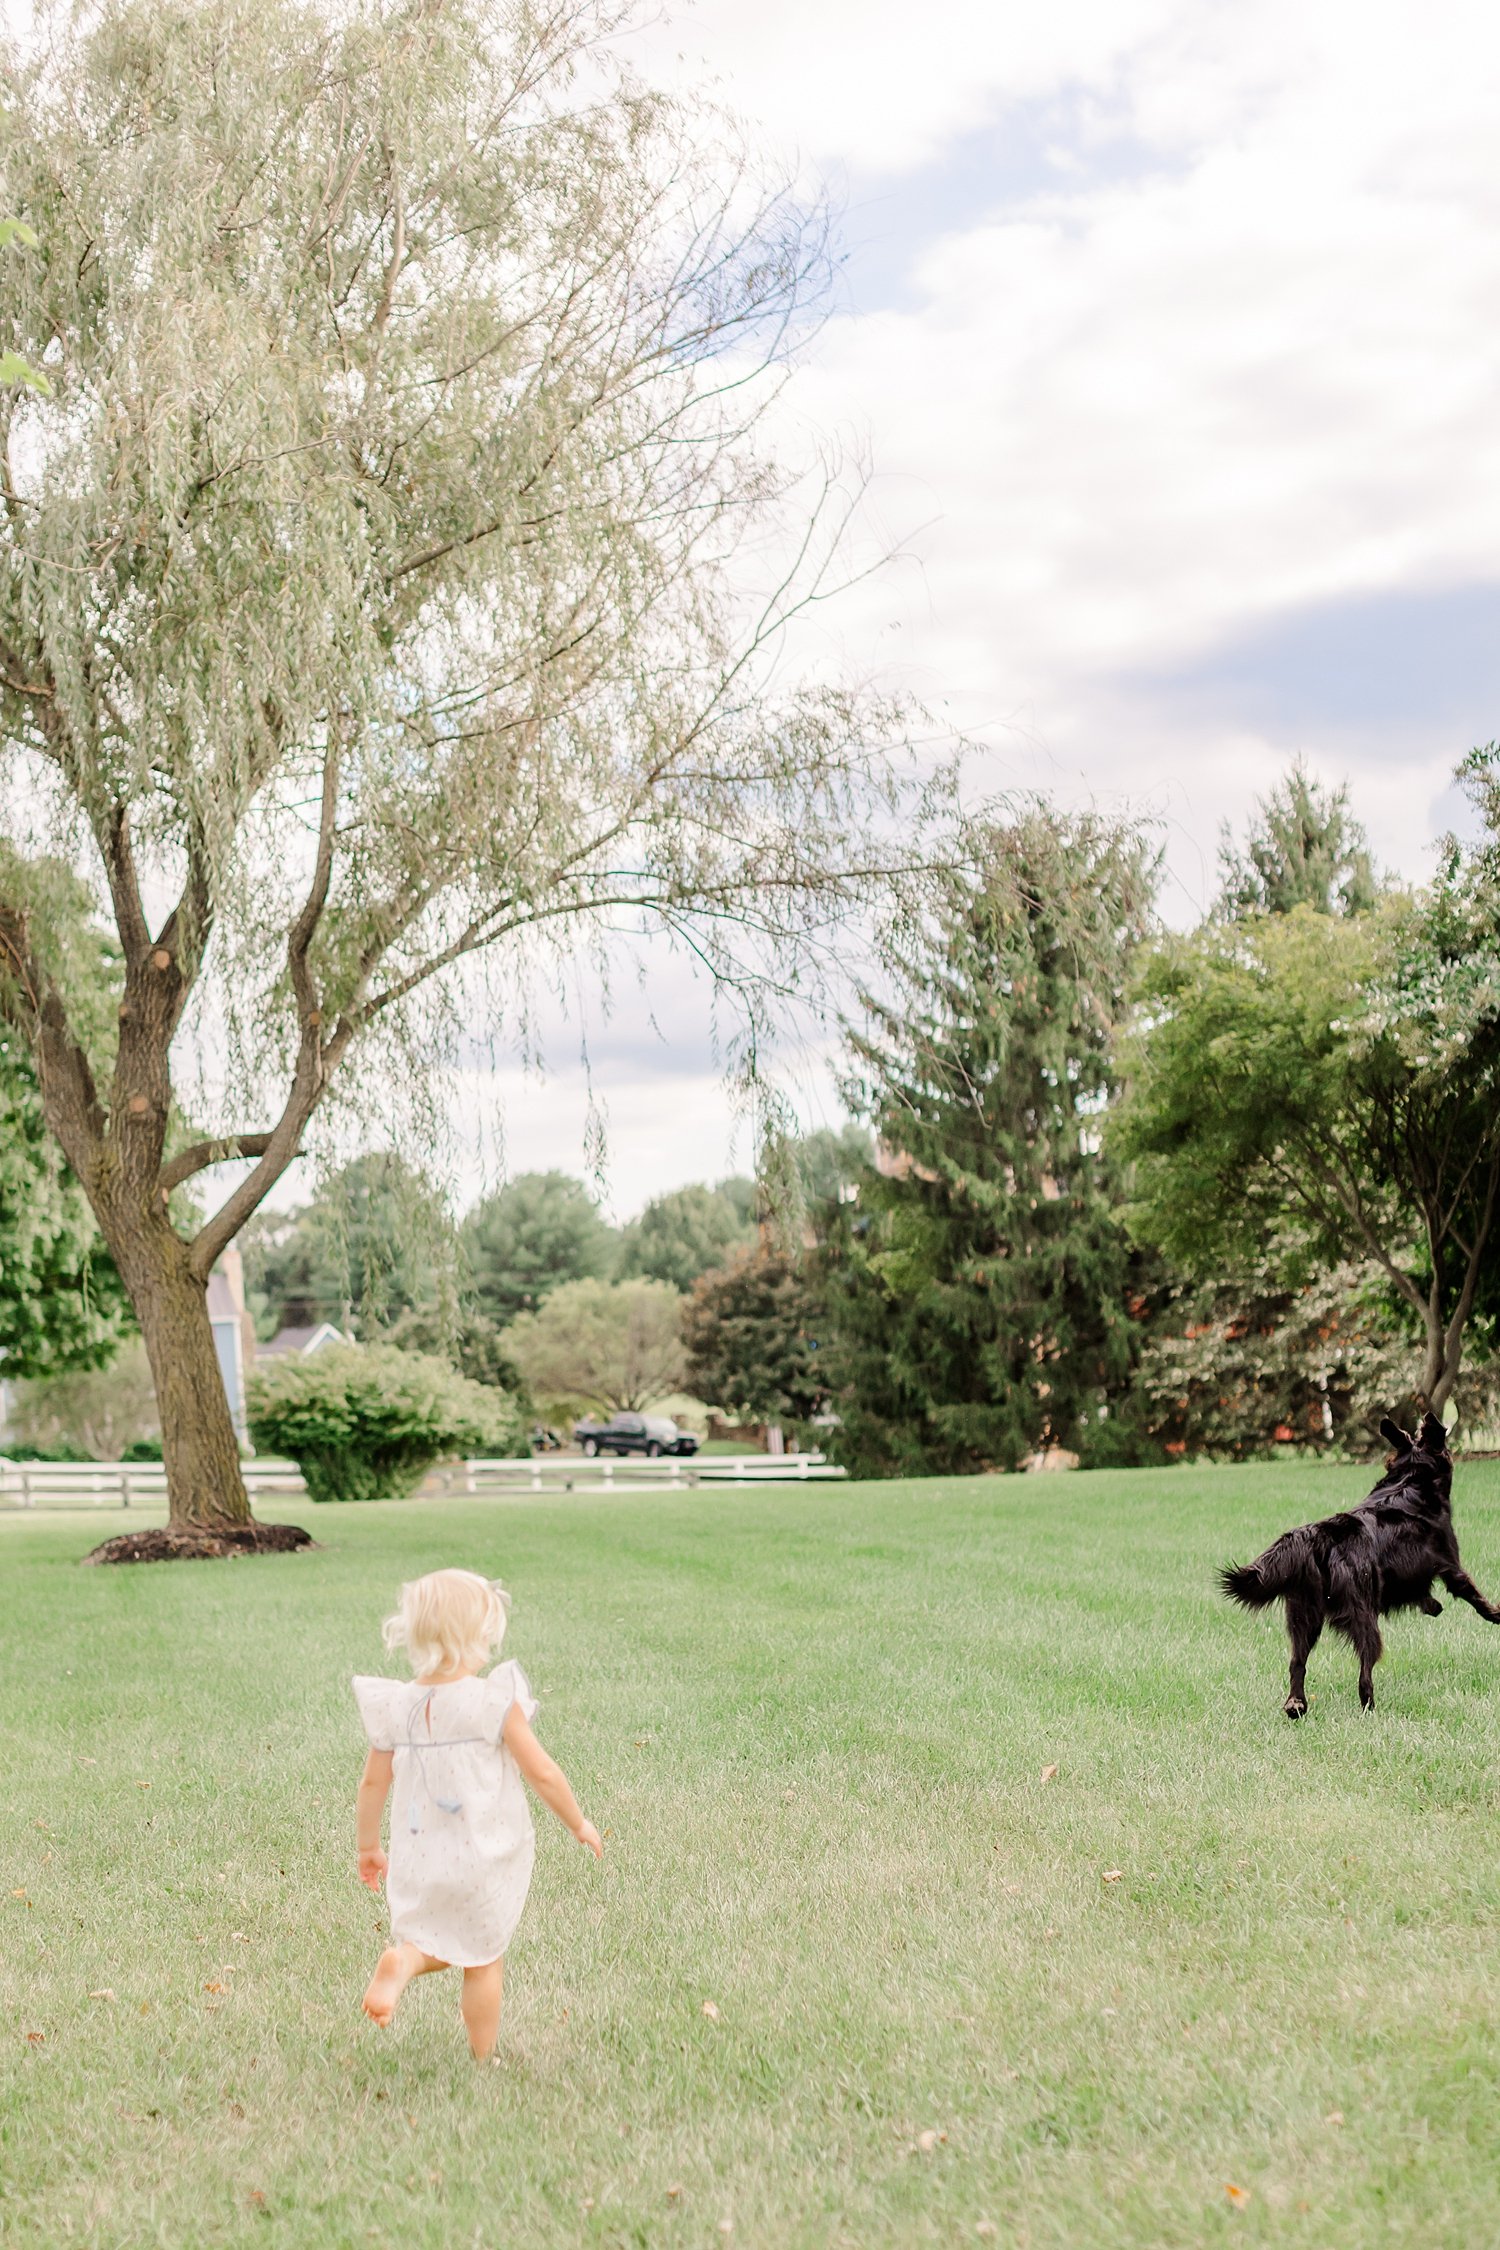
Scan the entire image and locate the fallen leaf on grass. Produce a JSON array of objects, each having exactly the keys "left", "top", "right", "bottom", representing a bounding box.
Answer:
[
  {"left": 666, "top": 2180, "right": 683, "bottom": 2198},
  {"left": 204, "top": 1980, "right": 229, "bottom": 1995},
  {"left": 701, "top": 2000, "right": 721, "bottom": 2021},
  {"left": 915, "top": 2129, "right": 947, "bottom": 2153},
  {"left": 88, "top": 1989, "right": 116, "bottom": 2003},
  {"left": 135, "top": 1781, "right": 151, "bottom": 1791},
  {"left": 25, "top": 2030, "right": 45, "bottom": 2045},
  {"left": 1040, "top": 1764, "right": 1058, "bottom": 1783},
  {"left": 247, "top": 2190, "right": 267, "bottom": 2210},
  {"left": 1102, "top": 1870, "right": 1123, "bottom": 1884},
  {"left": 976, "top": 2227, "right": 998, "bottom": 2242},
  {"left": 1325, "top": 2109, "right": 1344, "bottom": 2126},
  {"left": 230, "top": 1932, "right": 250, "bottom": 1943},
  {"left": 1224, "top": 2183, "right": 1250, "bottom": 2209}
]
